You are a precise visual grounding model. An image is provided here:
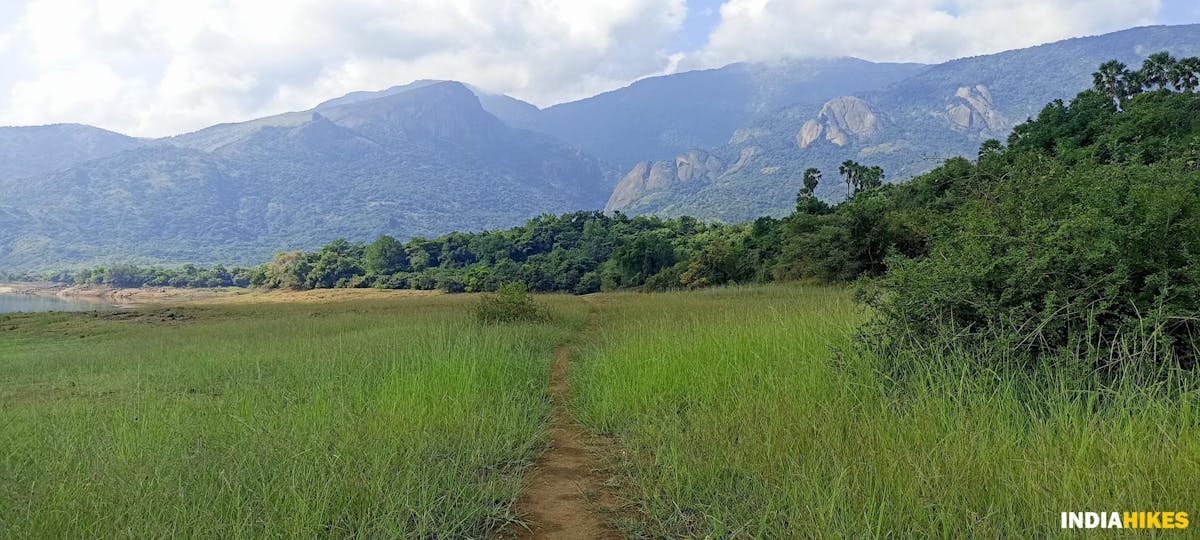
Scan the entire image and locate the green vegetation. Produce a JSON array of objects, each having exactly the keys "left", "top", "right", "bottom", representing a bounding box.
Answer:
[
  {"left": 3, "top": 285, "right": 1194, "bottom": 538},
  {"left": 572, "top": 286, "right": 1200, "bottom": 537},
  {"left": 837, "top": 159, "right": 885, "bottom": 198},
  {"left": 609, "top": 29, "right": 1200, "bottom": 221},
  {"left": 3, "top": 55, "right": 1198, "bottom": 537},
  {"left": 23, "top": 57, "right": 1200, "bottom": 378},
  {"left": 1092, "top": 52, "right": 1200, "bottom": 102},
  {"left": 6, "top": 32, "right": 1200, "bottom": 272},
  {"left": 0, "top": 294, "right": 587, "bottom": 537},
  {"left": 30, "top": 263, "right": 263, "bottom": 288},
  {"left": 528, "top": 58, "right": 928, "bottom": 171},
  {"left": 0, "top": 82, "right": 612, "bottom": 273},
  {"left": 474, "top": 283, "right": 547, "bottom": 324},
  {"left": 864, "top": 86, "right": 1200, "bottom": 373},
  {"left": 23, "top": 213, "right": 780, "bottom": 295}
]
